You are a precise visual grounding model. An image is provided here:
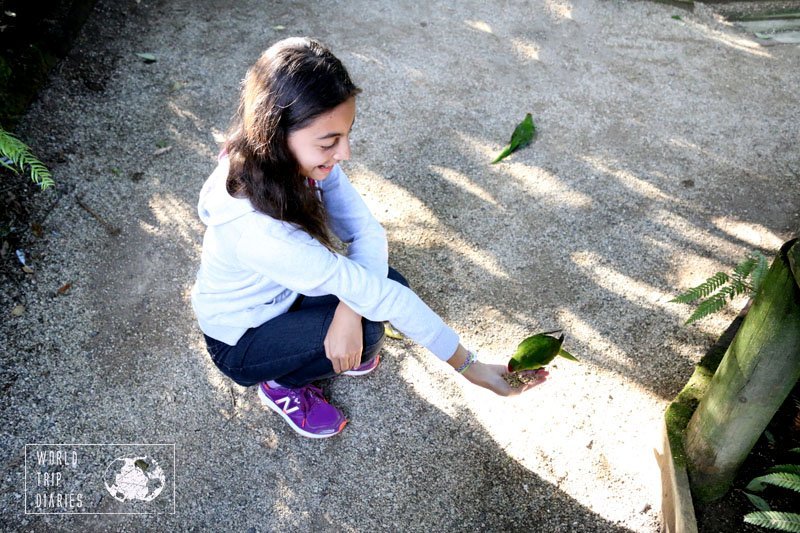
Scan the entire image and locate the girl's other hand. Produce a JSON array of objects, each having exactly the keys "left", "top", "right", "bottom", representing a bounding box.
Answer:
[
  {"left": 324, "top": 302, "right": 364, "bottom": 373},
  {"left": 463, "top": 362, "right": 548, "bottom": 397}
]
